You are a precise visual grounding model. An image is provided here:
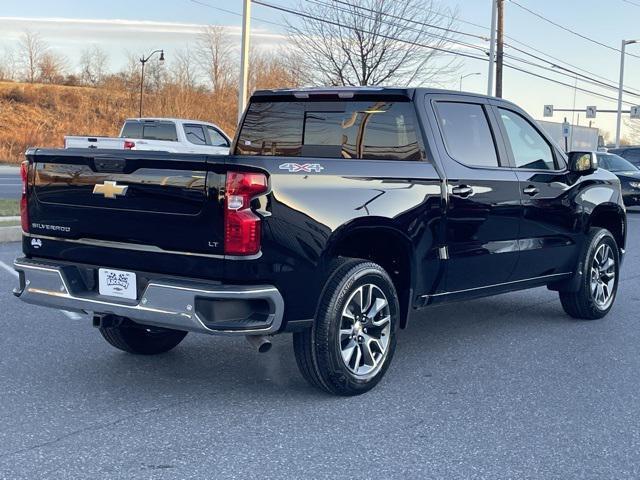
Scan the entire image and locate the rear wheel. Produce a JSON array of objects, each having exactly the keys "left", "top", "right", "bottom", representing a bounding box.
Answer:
[
  {"left": 99, "top": 319, "right": 188, "bottom": 355},
  {"left": 560, "top": 228, "right": 619, "bottom": 320},
  {"left": 293, "top": 259, "right": 398, "bottom": 396}
]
